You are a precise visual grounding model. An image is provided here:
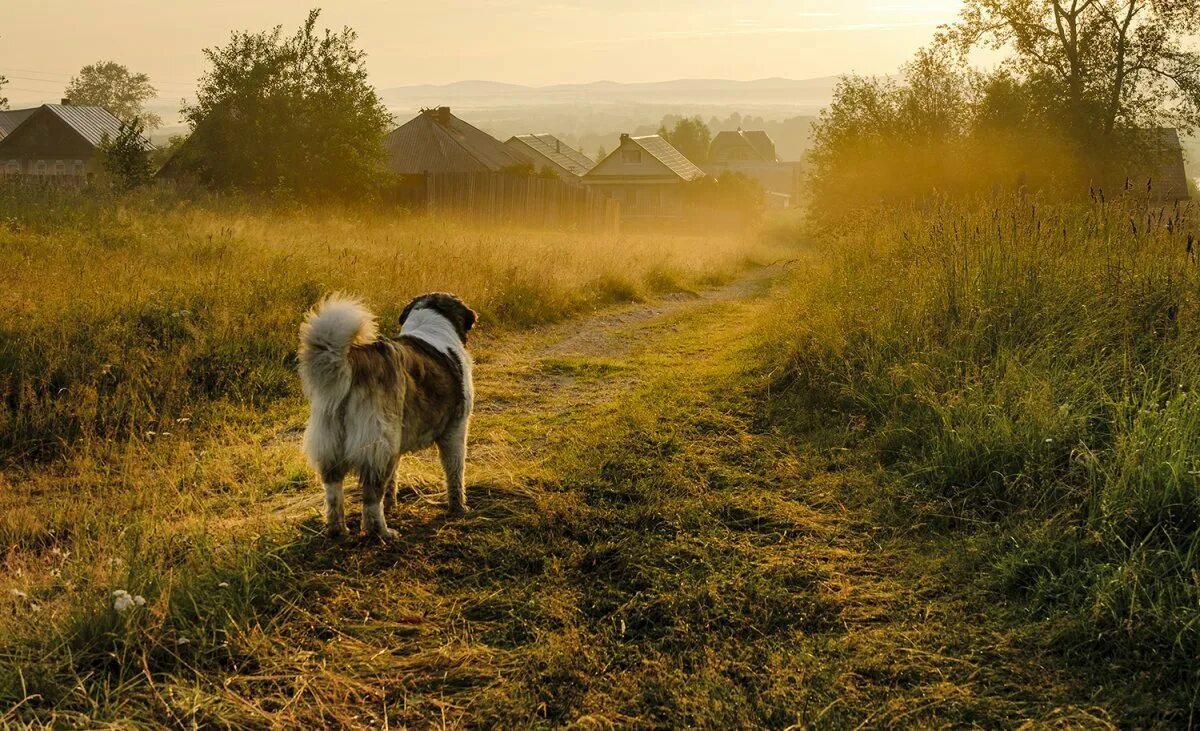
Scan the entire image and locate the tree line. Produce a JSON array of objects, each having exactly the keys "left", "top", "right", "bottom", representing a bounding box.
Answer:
[{"left": 807, "top": 0, "right": 1200, "bottom": 212}]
